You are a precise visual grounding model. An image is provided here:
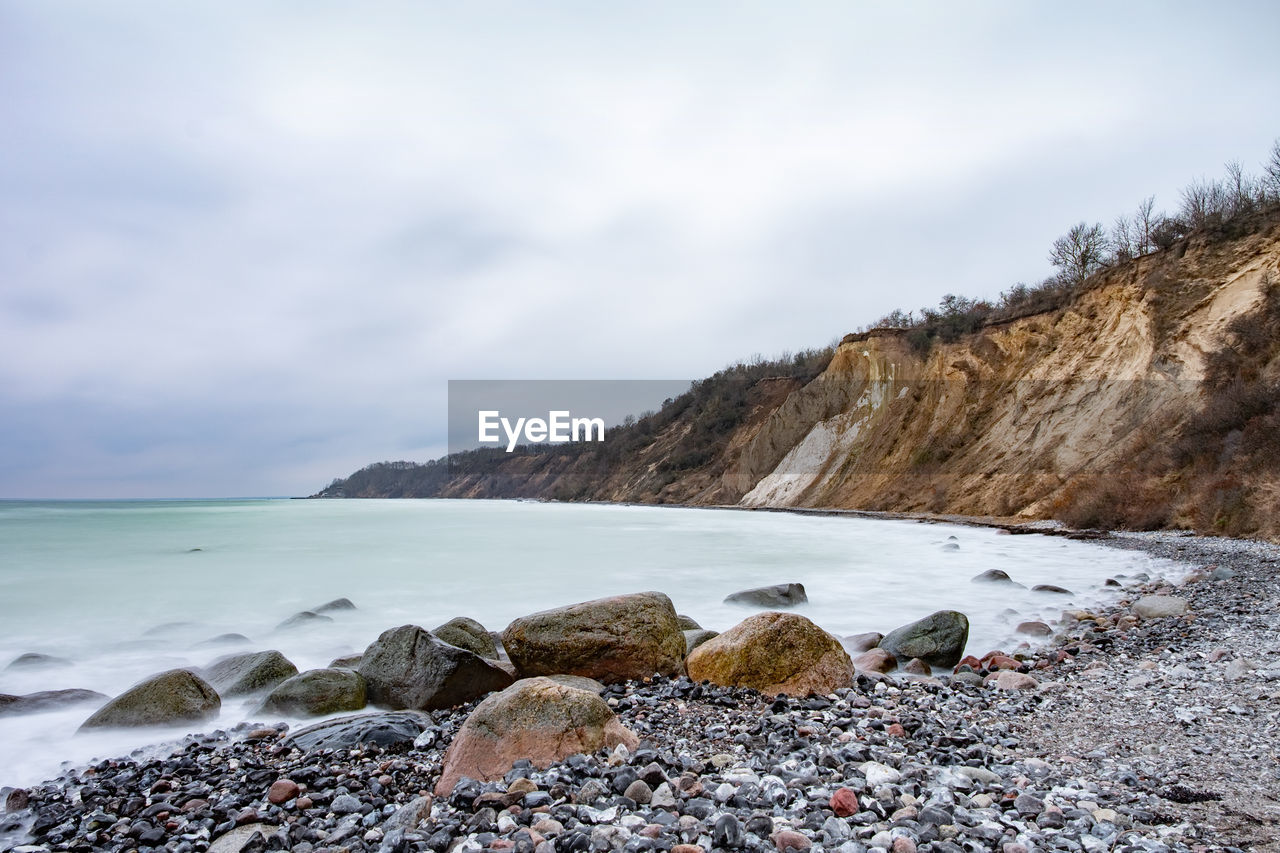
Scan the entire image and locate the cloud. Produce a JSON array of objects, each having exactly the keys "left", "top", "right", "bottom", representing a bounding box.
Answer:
[{"left": 2, "top": 1, "right": 1279, "bottom": 495}]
